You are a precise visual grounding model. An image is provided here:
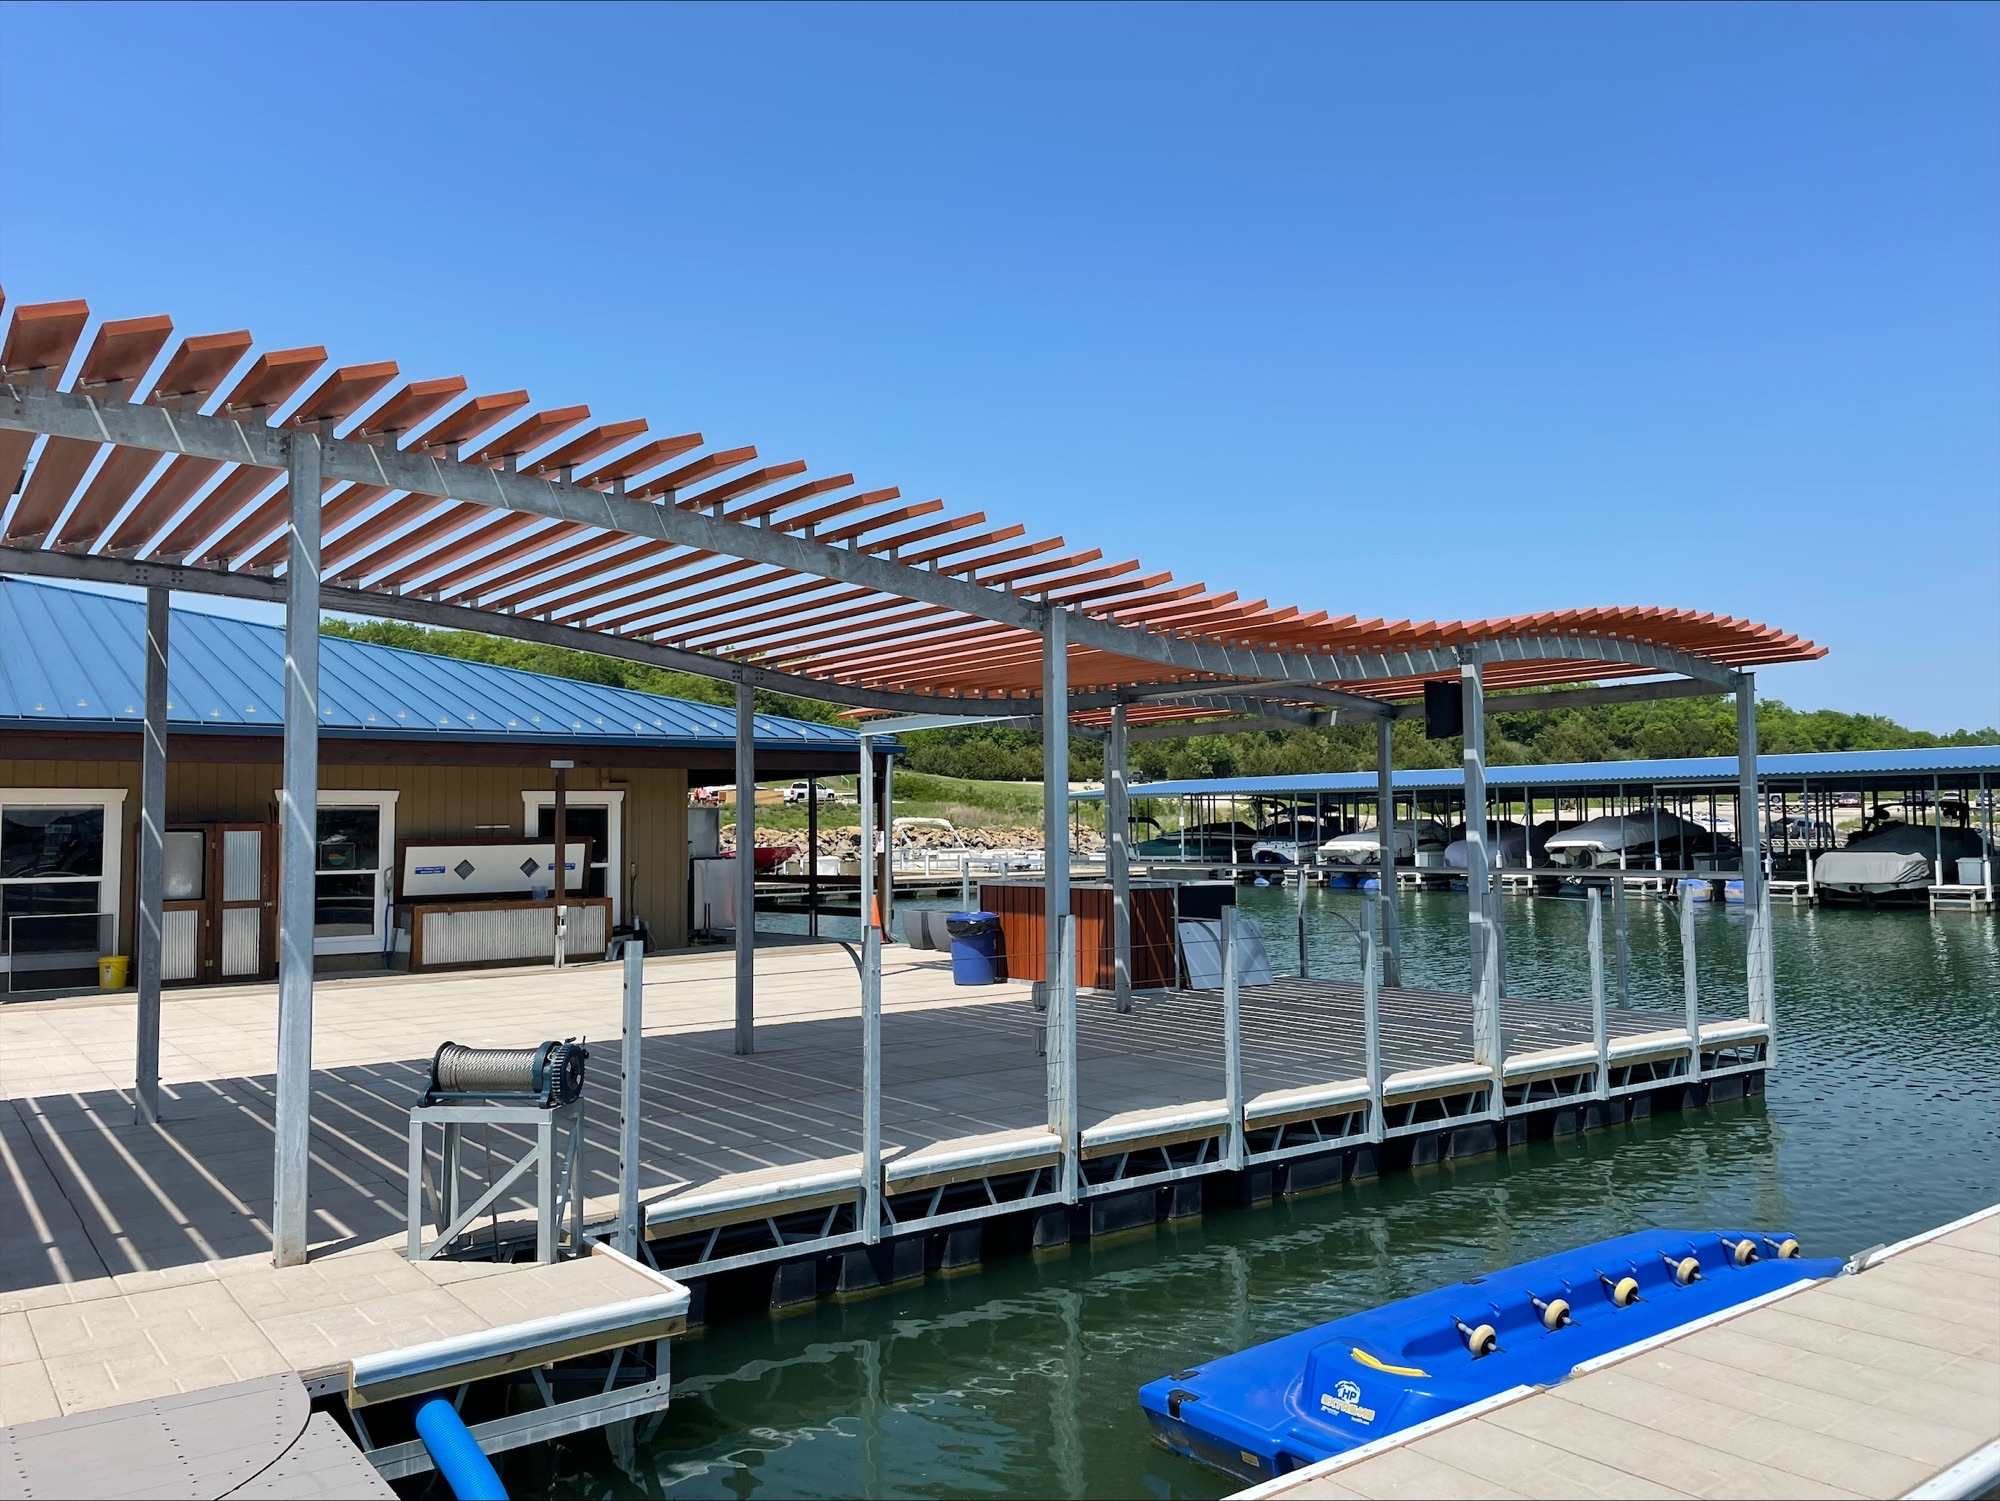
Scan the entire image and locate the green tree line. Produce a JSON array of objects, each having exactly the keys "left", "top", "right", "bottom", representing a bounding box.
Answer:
[{"left": 324, "top": 619, "right": 1995, "bottom": 782}]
